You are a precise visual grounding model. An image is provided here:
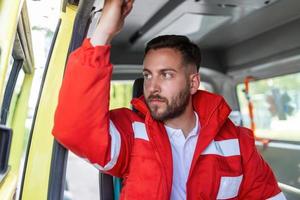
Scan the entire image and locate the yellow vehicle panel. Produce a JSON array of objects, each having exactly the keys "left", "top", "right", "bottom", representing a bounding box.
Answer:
[
  {"left": 21, "top": 5, "right": 76, "bottom": 200},
  {"left": 0, "top": 0, "right": 23, "bottom": 101}
]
